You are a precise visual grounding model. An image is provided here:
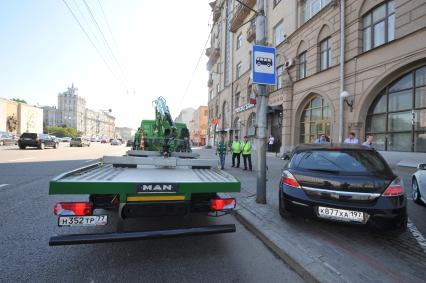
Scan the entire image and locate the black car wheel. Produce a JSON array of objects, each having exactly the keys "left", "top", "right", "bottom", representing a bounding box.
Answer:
[
  {"left": 412, "top": 178, "right": 423, "bottom": 205},
  {"left": 279, "top": 187, "right": 292, "bottom": 218},
  {"left": 19, "top": 145, "right": 26, "bottom": 149}
]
